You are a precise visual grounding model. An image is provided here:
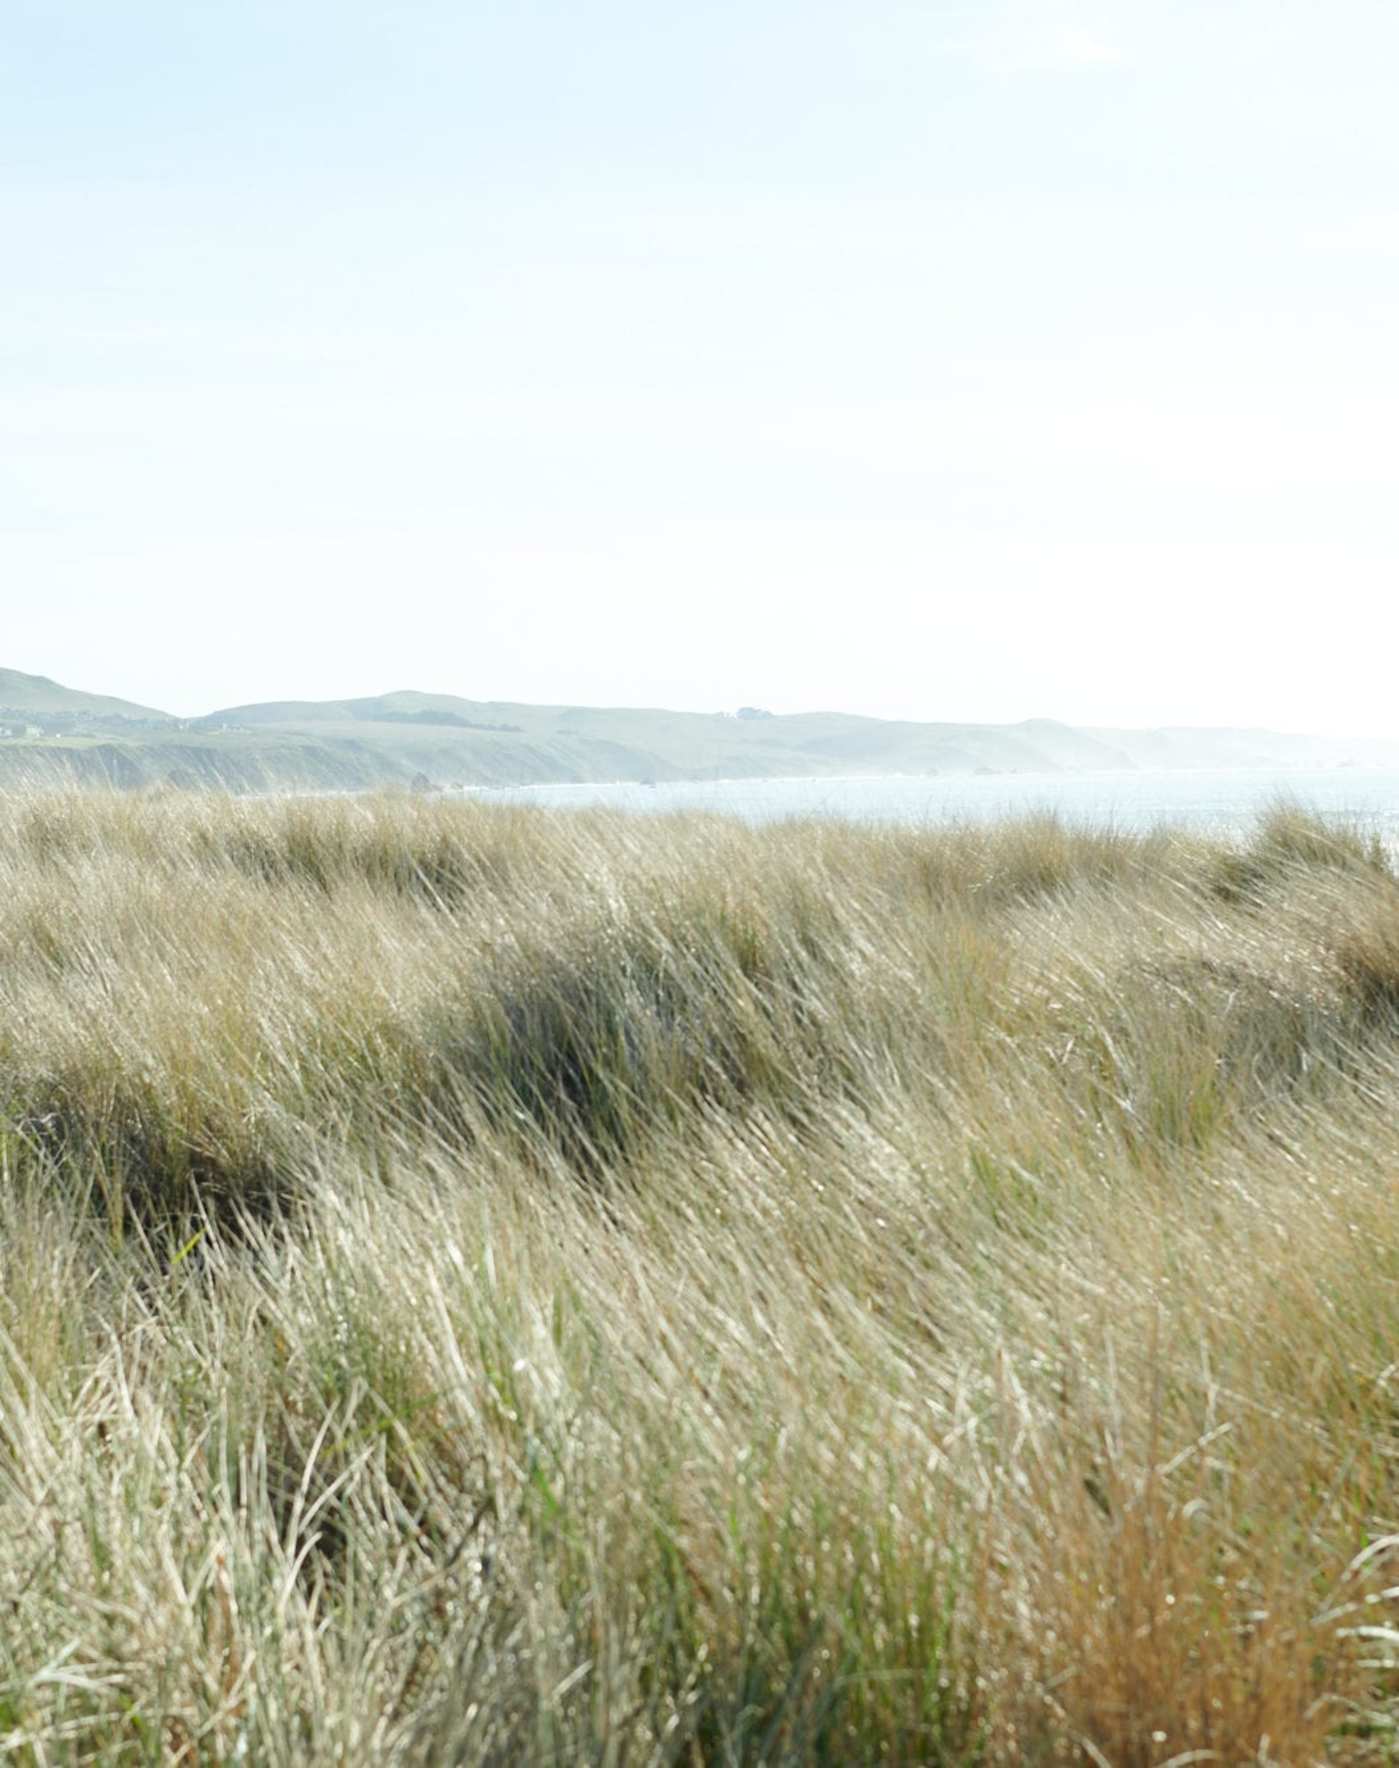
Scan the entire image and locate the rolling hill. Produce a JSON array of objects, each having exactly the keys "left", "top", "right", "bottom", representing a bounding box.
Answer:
[
  {"left": 0, "top": 667, "right": 171, "bottom": 722},
  {"left": 0, "top": 670, "right": 1395, "bottom": 792}
]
